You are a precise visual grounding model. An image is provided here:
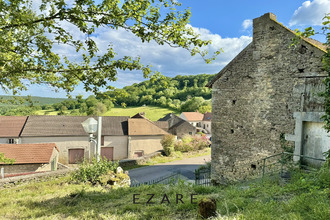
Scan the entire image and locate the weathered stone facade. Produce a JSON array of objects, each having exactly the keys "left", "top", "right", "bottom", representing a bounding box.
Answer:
[{"left": 208, "top": 13, "right": 327, "bottom": 184}]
